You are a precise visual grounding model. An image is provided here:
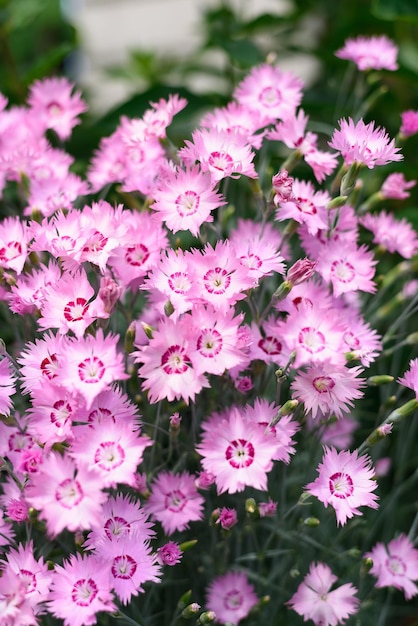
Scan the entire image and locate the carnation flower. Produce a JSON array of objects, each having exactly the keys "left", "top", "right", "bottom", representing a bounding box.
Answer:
[
  {"left": 316, "top": 240, "right": 377, "bottom": 296},
  {"left": 360, "top": 211, "right": 418, "bottom": 258},
  {"left": 206, "top": 571, "right": 258, "bottom": 626},
  {"left": 365, "top": 534, "right": 418, "bottom": 599},
  {"left": 381, "top": 172, "right": 416, "bottom": 200},
  {"left": 335, "top": 35, "right": 398, "bottom": 71},
  {"left": 157, "top": 542, "right": 183, "bottom": 566},
  {"left": 400, "top": 110, "right": 418, "bottom": 138},
  {"left": 288, "top": 562, "right": 359, "bottom": 625},
  {"left": 306, "top": 446, "right": 379, "bottom": 526},
  {"left": 329, "top": 118, "right": 402, "bottom": 168},
  {"left": 398, "top": 358, "right": 418, "bottom": 398}
]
